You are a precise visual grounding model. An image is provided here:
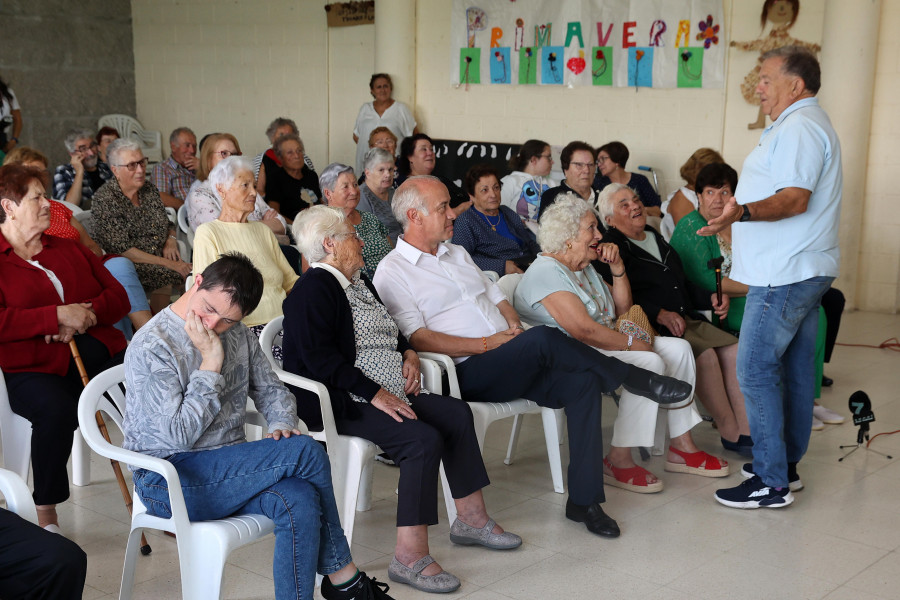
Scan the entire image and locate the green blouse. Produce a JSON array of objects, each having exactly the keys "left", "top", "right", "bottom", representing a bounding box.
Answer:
[{"left": 669, "top": 210, "right": 745, "bottom": 334}]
